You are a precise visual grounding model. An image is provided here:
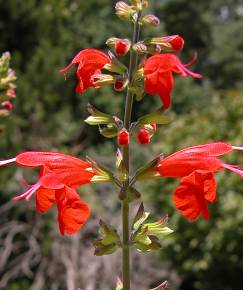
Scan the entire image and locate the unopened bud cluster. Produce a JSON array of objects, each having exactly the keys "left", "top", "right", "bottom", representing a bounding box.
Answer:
[
  {"left": 117, "top": 123, "right": 157, "bottom": 146},
  {"left": 0, "top": 52, "right": 17, "bottom": 124}
]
